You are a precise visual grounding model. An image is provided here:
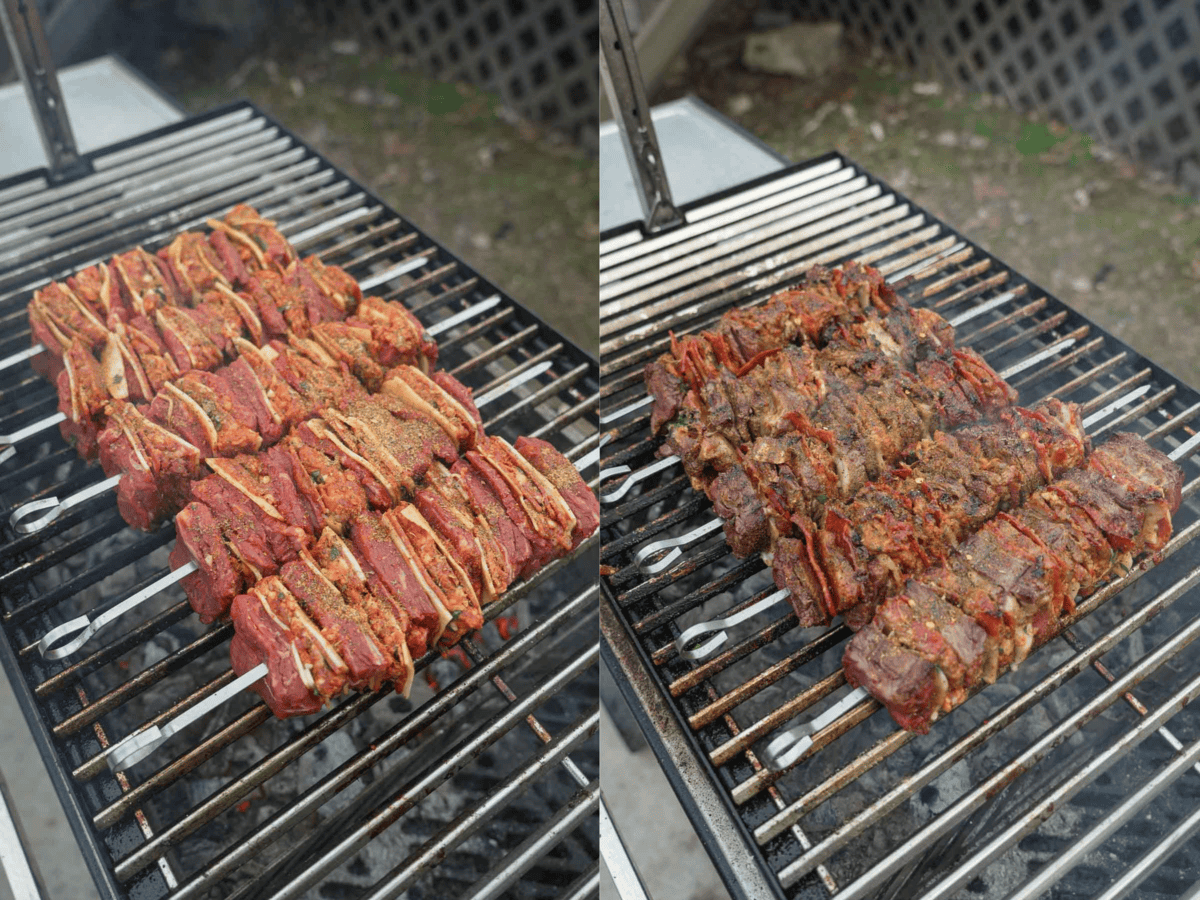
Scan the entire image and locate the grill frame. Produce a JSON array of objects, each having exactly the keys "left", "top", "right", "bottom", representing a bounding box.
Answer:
[
  {"left": 598, "top": 149, "right": 1200, "bottom": 900},
  {"left": 0, "top": 98, "right": 600, "bottom": 899}
]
